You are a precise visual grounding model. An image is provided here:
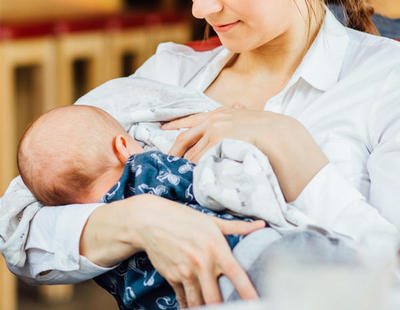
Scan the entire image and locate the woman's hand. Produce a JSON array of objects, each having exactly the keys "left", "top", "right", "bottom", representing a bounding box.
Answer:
[
  {"left": 162, "top": 106, "right": 275, "bottom": 163},
  {"left": 162, "top": 106, "right": 329, "bottom": 202},
  {"left": 81, "top": 194, "right": 265, "bottom": 308}
]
